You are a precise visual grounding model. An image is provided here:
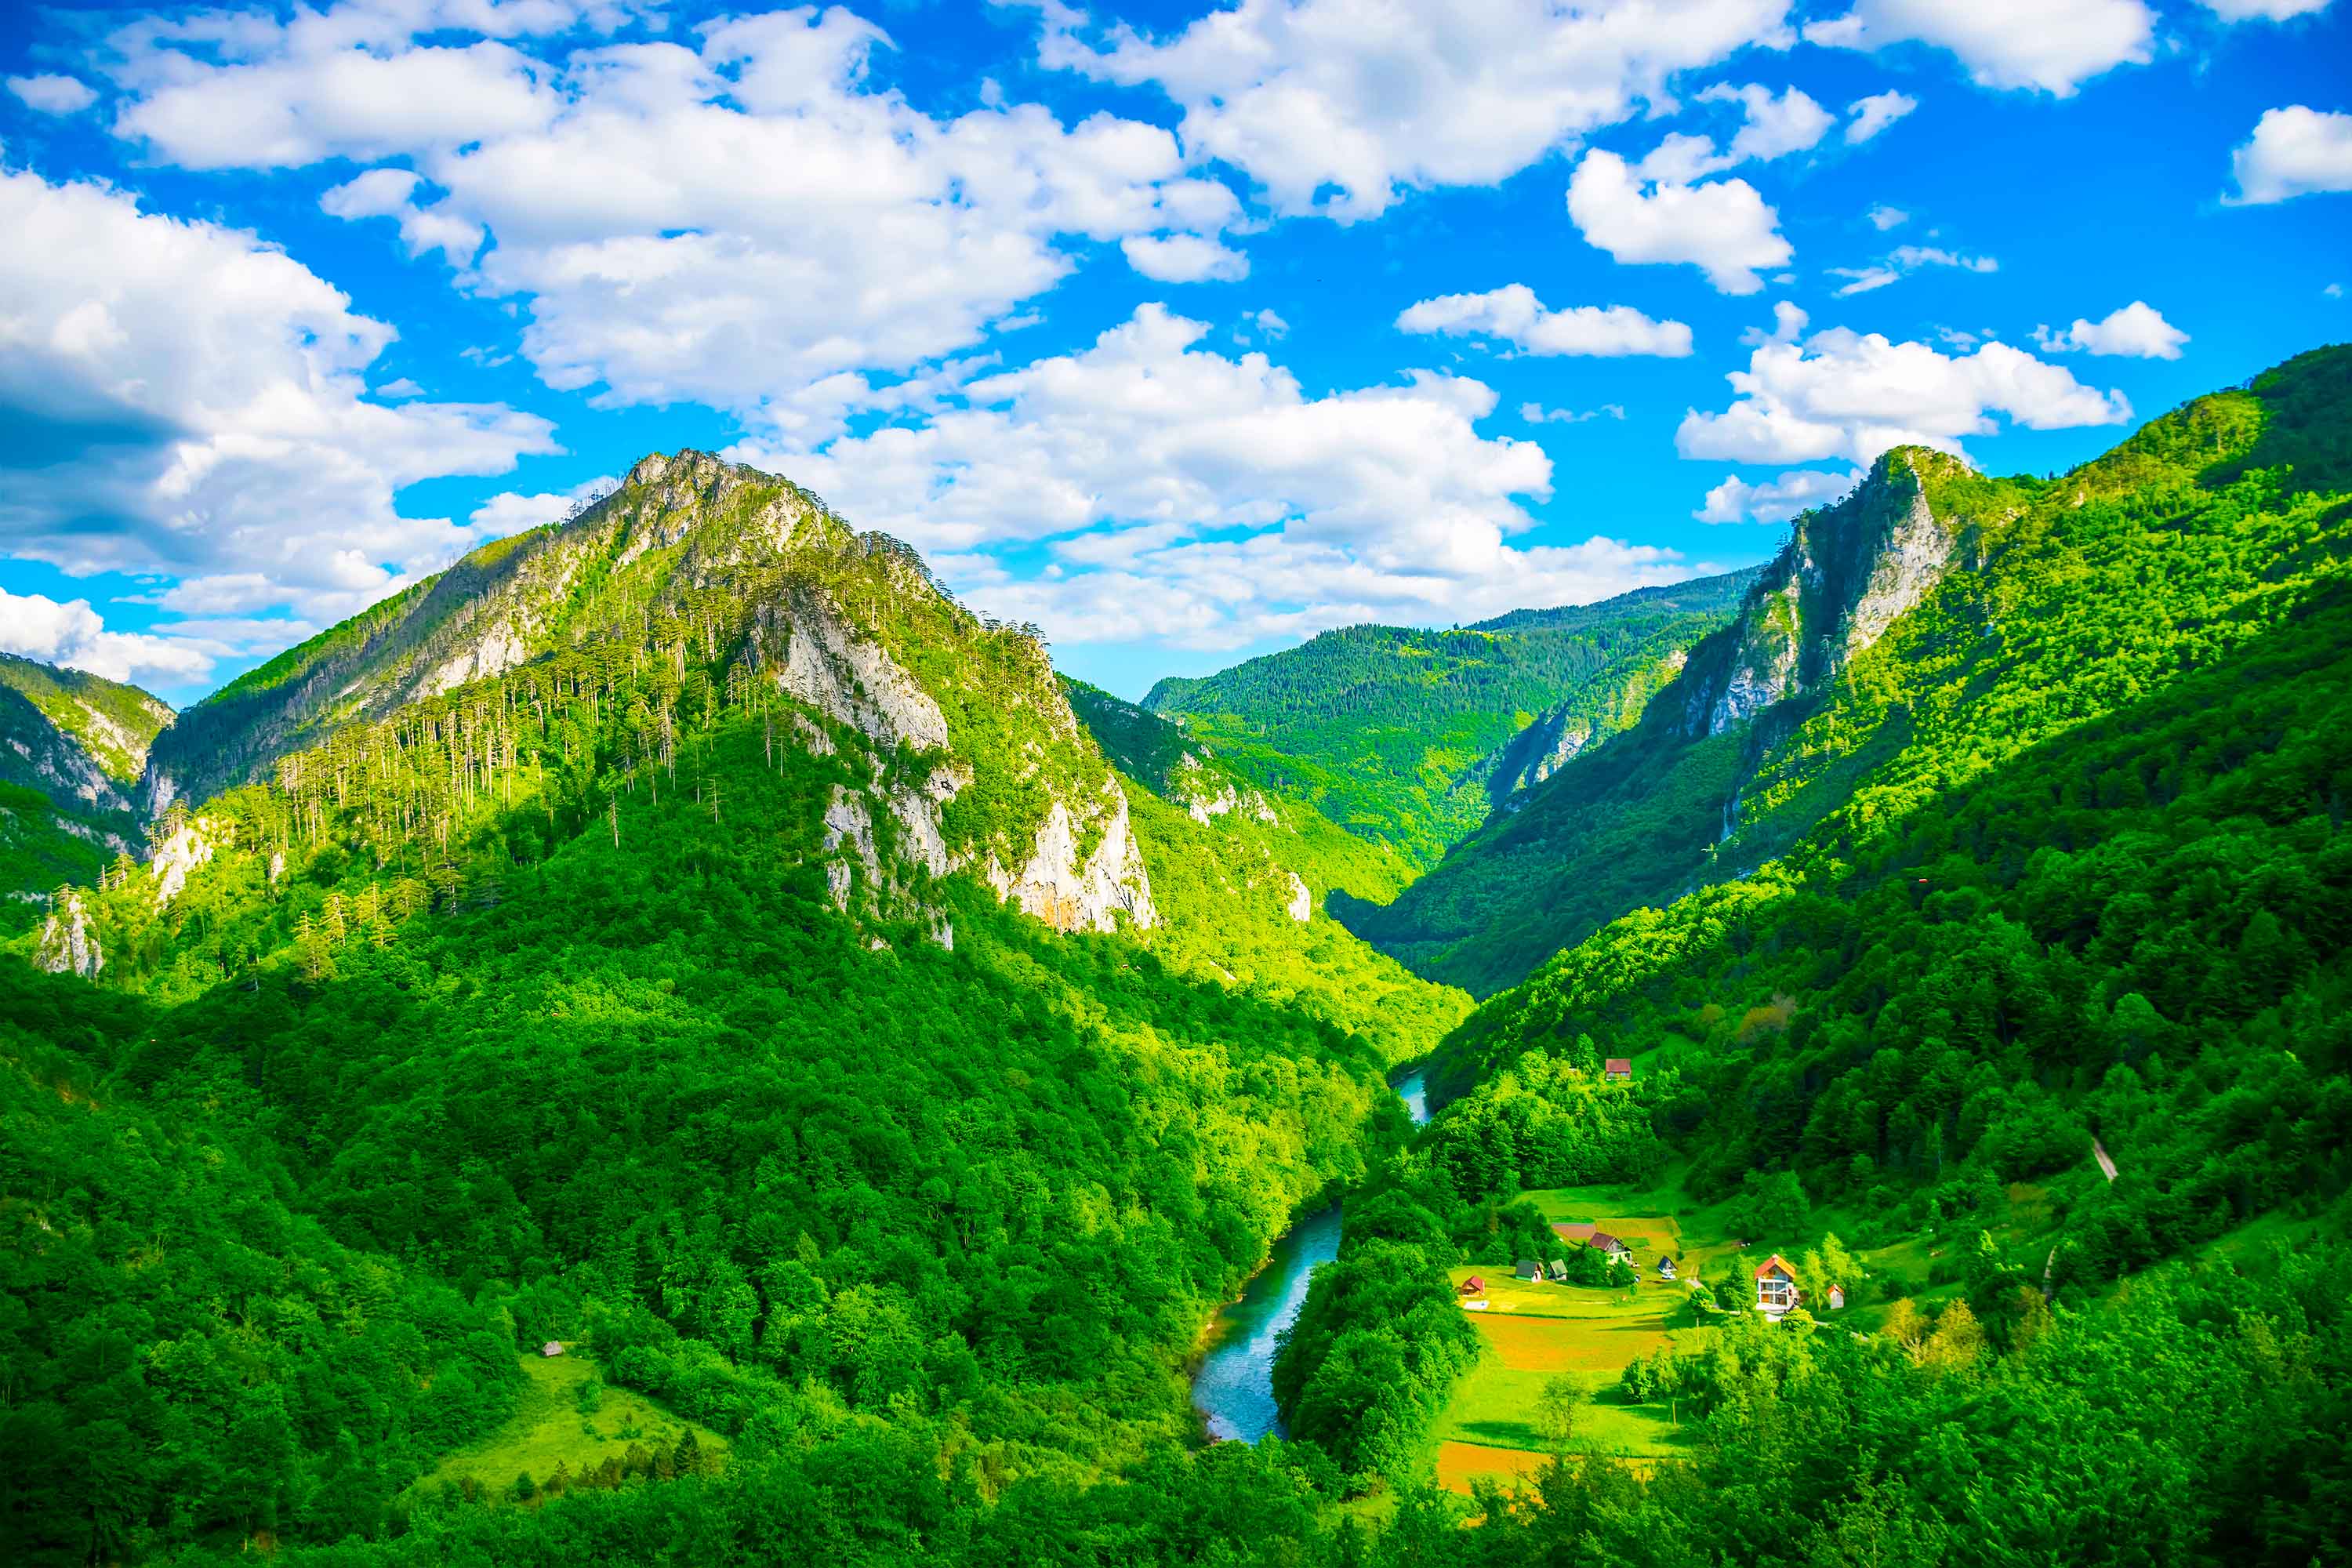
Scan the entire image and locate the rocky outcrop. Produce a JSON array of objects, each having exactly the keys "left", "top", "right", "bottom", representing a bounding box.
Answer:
[
  {"left": 34, "top": 891, "right": 102, "bottom": 978},
  {"left": 757, "top": 587, "right": 951, "bottom": 757},
  {"left": 1682, "top": 449, "right": 1960, "bottom": 739},
  {"left": 148, "top": 815, "right": 220, "bottom": 907},
  {"left": 1490, "top": 710, "right": 1595, "bottom": 802},
  {"left": 1284, "top": 870, "right": 1312, "bottom": 924},
  {"left": 1174, "top": 759, "right": 1279, "bottom": 827},
  {"left": 989, "top": 782, "right": 1157, "bottom": 934}
]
